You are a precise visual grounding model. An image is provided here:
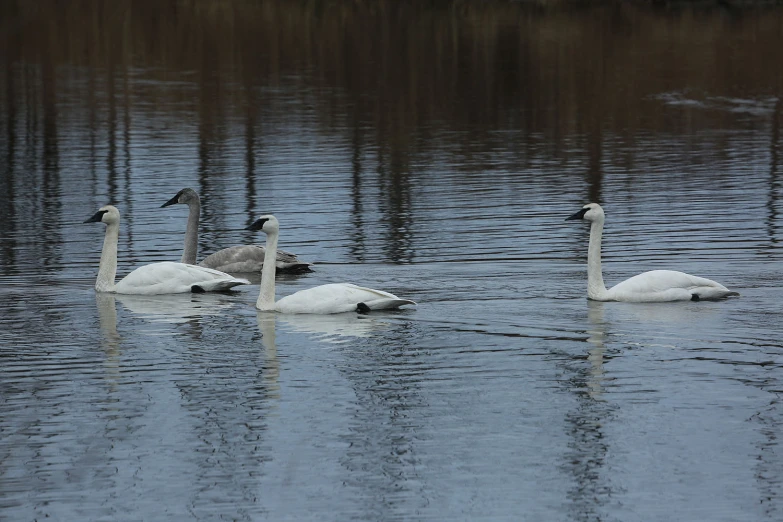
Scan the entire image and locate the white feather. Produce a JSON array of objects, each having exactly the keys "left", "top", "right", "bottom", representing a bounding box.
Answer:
[
  {"left": 114, "top": 262, "right": 249, "bottom": 295},
  {"left": 605, "top": 269, "right": 735, "bottom": 302},
  {"left": 275, "top": 283, "right": 415, "bottom": 314}
]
